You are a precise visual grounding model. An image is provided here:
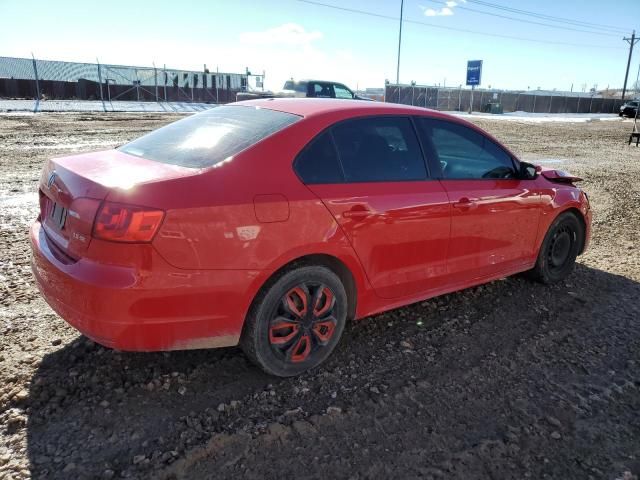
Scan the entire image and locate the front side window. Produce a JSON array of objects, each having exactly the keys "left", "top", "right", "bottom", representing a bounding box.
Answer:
[
  {"left": 311, "top": 83, "right": 333, "bottom": 98},
  {"left": 119, "top": 105, "right": 300, "bottom": 168},
  {"left": 334, "top": 84, "right": 354, "bottom": 99},
  {"left": 332, "top": 117, "right": 427, "bottom": 182},
  {"left": 419, "top": 118, "right": 516, "bottom": 179}
]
